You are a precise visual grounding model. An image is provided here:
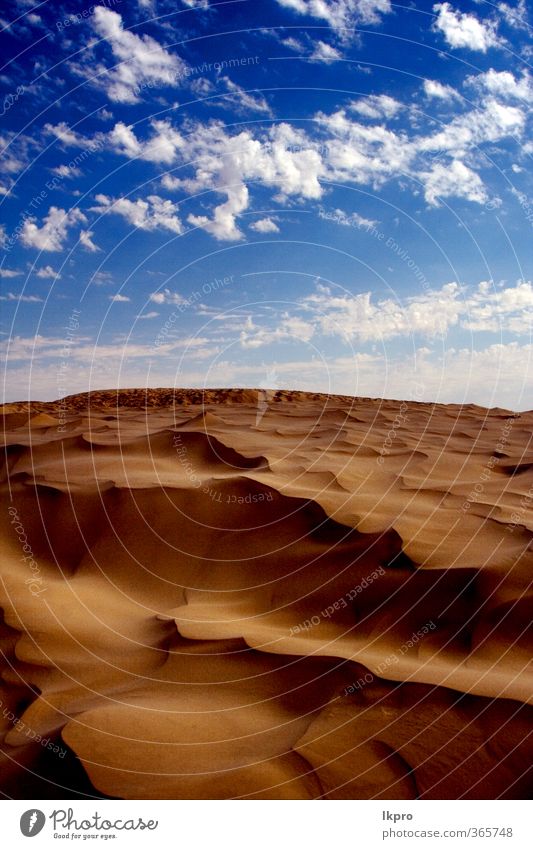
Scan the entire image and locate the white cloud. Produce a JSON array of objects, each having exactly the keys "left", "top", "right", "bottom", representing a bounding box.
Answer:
[
  {"left": 309, "top": 40, "right": 343, "bottom": 64},
  {"left": 281, "top": 36, "right": 305, "bottom": 51},
  {"left": 216, "top": 77, "right": 273, "bottom": 115},
  {"left": 240, "top": 313, "right": 315, "bottom": 348},
  {"left": 299, "top": 279, "right": 532, "bottom": 342},
  {"left": 421, "top": 159, "right": 488, "bottom": 205},
  {"left": 4, "top": 338, "right": 531, "bottom": 410},
  {"left": 249, "top": 217, "right": 280, "bottom": 233},
  {"left": 466, "top": 68, "right": 532, "bottom": 103},
  {"left": 51, "top": 164, "right": 81, "bottom": 179},
  {"left": 90, "top": 8, "right": 188, "bottom": 103},
  {"left": 44, "top": 122, "right": 98, "bottom": 148},
  {"left": 350, "top": 94, "right": 401, "bottom": 119},
  {"left": 36, "top": 265, "right": 61, "bottom": 279},
  {"left": 160, "top": 174, "right": 182, "bottom": 191},
  {"left": 109, "top": 119, "right": 184, "bottom": 163},
  {"left": 432, "top": 3, "right": 503, "bottom": 51},
  {"left": 423, "top": 79, "right": 461, "bottom": 101},
  {"left": 190, "top": 77, "right": 215, "bottom": 97},
  {"left": 318, "top": 108, "right": 413, "bottom": 188},
  {"left": 91, "top": 271, "right": 114, "bottom": 286},
  {"left": 234, "top": 279, "right": 533, "bottom": 351},
  {"left": 180, "top": 122, "right": 324, "bottom": 239},
  {"left": 497, "top": 0, "right": 529, "bottom": 31},
  {"left": 137, "top": 311, "right": 159, "bottom": 319},
  {"left": 0, "top": 131, "right": 35, "bottom": 177},
  {"left": 109, "top": 294, "right": 131, "bottom": 302},
  {"left": 149, "top": 289, "right": 187, "bottom": 305},
  {"left": 1, "top": 334, "right": 213, "bottom": 366},
  {"left": 299, "top": 282, "right": 461, "bottom": 342},
  {"left": 0, "top": 292, "right": 43, "bottom": 302},
  {"left": 274, "top": 0, "right": 392, "bottom": 36},
  {"left": 419, "top": 97, "right": 525, "bottom": 158},
  {"left": 91, "top": 194, "right": 183, "bottom": 234},
  {"left": 21, "top": 207, "right": 87, "bottom": 252},
  {"left": 461, "top": 279, "right": 533, "bottom": 333},
  {"left": 105, "top": 82, "right": 528, "bottom": 242},
  {"left": 189, "top": 182, "right": 249, "bottom": 241},
  {"left": 79, "top": 229, "right": 100, "bottom": 252},
  {"left": 0, "top": 268, "right": 22, "bottom": 278},
  {"left": 318, "top": 207, "right": 377, "bottom": 229}
]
